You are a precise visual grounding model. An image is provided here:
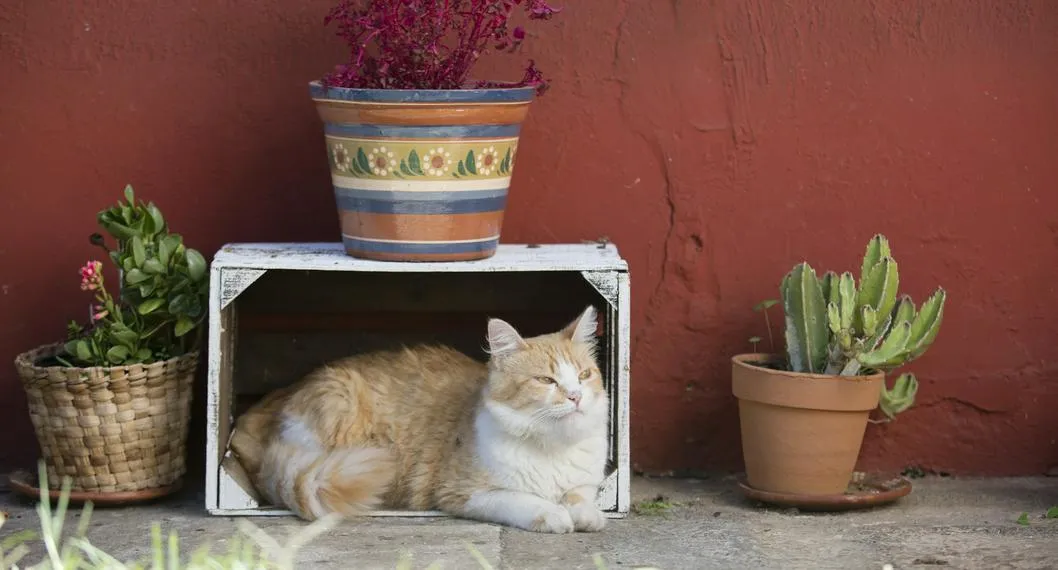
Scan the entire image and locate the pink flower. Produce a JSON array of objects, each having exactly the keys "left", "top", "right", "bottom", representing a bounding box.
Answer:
[
  {"left": 513, "top": 26, "right": 526, "bottom": 40},
  {"left": 79, "top": 260, "right": 103, "bottom": 291},
  {"left": 92, "top": 305, "right": 109, "bottom": 321}
]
